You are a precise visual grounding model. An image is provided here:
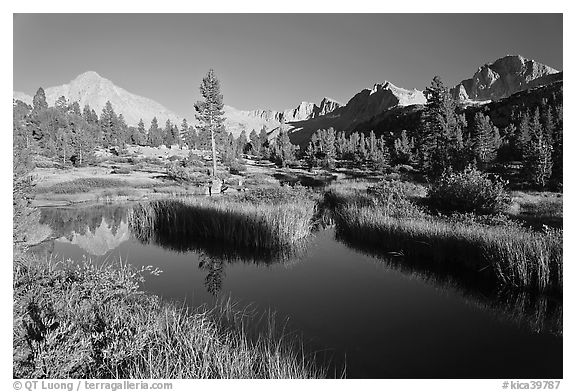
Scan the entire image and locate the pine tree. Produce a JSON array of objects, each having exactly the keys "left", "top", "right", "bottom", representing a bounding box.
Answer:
[
  {"left": 171, "top": 124, "right": 181, "bottom": 148},
  {"left": 55, "top": 96, "right": 68, "bottom": 112},
  {"left": 541, "top": 105, "right": 555, "bottom": 144},
  {"left": 237, "top": 130, "right": 248, "bottom": 155},
  {"left": 258, "top": 126, "right": 269, "bottom": 159},
  {"left": 471, "top": 113, "right": 498, "bottom": 165},
  {"left": 195, "top": 69, "right": 226, "bottom": 178},
  {"left": 272, "top": 127, "right": 295, "bottom": 168},
  {"left": 70, "top": 101, "right": 81, "bottom": 117},
  {"left": 420, "top": 76, "right": 465, "bottom": 176},
  {"left": 515, "top": 111, "right": 531, "bottom": 159},
  {"left": 551, "top": 103, "right": 563, "bottom": 187},
  {"left": 100, "top": 101, "right": 118, "bottom": 147},
  {"left": 180, "top": 119, "right": 189, "bottom": 148},
  {"left": 393, "top": 130, "right": 415, "bottom": 165},
  {"left": 136, "top": 119, "right": 147, "bottom": 145},
  {"left": 147, "top": 117, "right": 163, "bottom": 147},
  {"left": 164, "top": 120, "right": 175, "bottom": 147},
  {"left": 249, "top": 129, "right": 260, "bottom": 156},
  {"left": 32, "top": 87, "right": 48, "bottom": 111},
  {"left": 116, "top": 114, "right": 128, "bottom": 146},
  {"left": 523, "top": 129, "right": 553, "bottom": 189}
]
